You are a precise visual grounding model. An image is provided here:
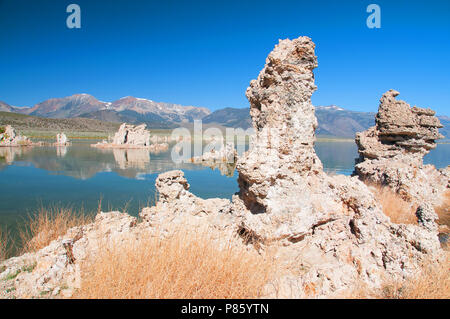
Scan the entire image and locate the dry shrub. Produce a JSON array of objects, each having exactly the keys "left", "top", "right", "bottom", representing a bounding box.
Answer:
[
  {"left": 344, "top": 252, "right": 450, "bottom": 299},
  {"left": 370, "top": 185, "right": 417, "bottom": 224},
  {"left": 75, "top": 231, "right": 274, "bottom": 299},
  {"left": 0, "top": 227, "right": 10, "bottom": 262},
  {"left": 19, "top": 206, "right": 93, "bottom": 253},
  {"left": 382, "top": 253, "right": 450, "bottom": 299},
  {"left": 435, "top": 190, "right": 450, "bottom": 228}
]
